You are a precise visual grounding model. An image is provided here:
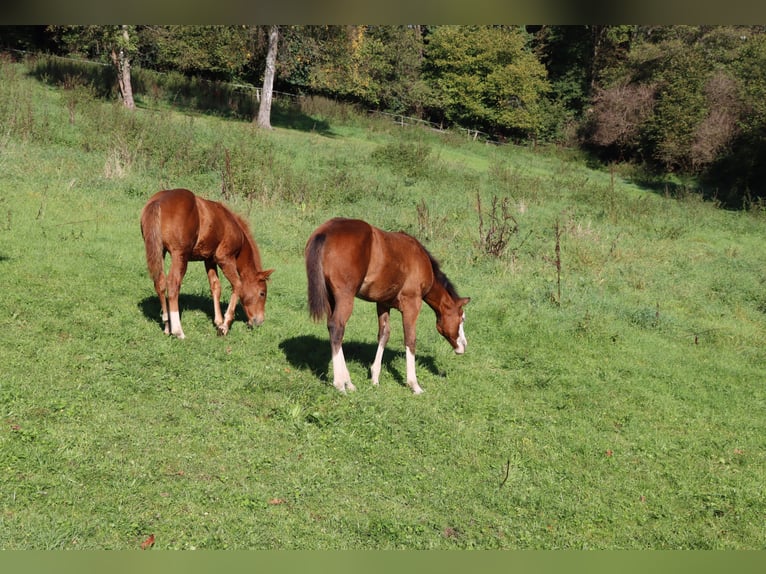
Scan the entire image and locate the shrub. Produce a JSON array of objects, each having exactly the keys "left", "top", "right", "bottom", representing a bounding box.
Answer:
[{"left": 370, "top": 140, "right": 431, "bottom": 179}]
